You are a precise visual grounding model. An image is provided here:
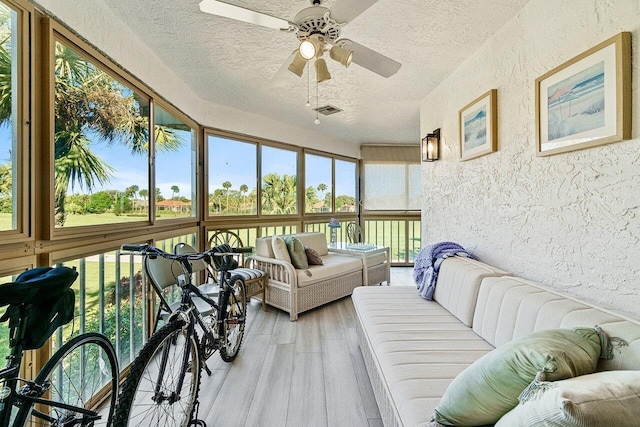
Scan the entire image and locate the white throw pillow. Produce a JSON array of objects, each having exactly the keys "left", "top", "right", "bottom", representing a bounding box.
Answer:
[
  {"left": 496, "top": 370, "right": 640, "bottom": 427},
  {"left": 271, "top": 235, "right": 291, "bottom": 264}
]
